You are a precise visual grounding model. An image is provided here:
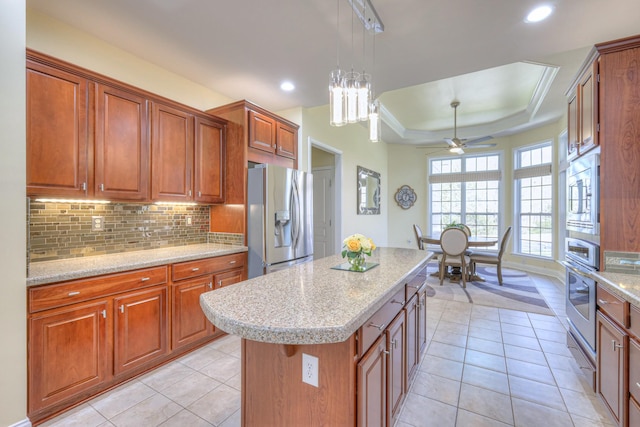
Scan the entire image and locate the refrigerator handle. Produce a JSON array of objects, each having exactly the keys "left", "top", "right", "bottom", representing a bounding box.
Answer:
[{"left": 291, "top": 174, "right": 300, "bottom": 248}]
